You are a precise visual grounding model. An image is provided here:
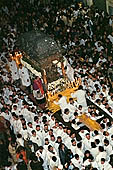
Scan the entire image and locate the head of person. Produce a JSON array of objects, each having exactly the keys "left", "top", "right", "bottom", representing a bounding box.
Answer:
[
  {"left": 69, "top": 98, "right": 74, "bottom": 103},
  {"left": 45, "top": 138, "right": 49, "bottom": 144},
  {"left": 86, "top": 133, "right": 90, "bottom": 140},
  {"left": 28, "top": 122, "right": 32, "bottom": 128},
  {"left": 85, "top": 150, "right": 90, "bottom": 157},
  {"left": 75, "top": 154, "right": 79, "bottom": 160},
  {"left": 71, "top": 139, "right": 76, "bottom": 146},
  {"left": 99, "top": 146, "right": 104, "bottom": 152},
  {"left": 57, "top": 136, "right": 62, "bottom": 143},
  {"left": 78, "top": 85, "right": 83, "bottom": 90},
  {"left": 64, "top": 108, "right": 69, "bottom": 115},
  {"left": 77, "top": 142, "right": 82, "bottom": 149},
  {"left": 52, "top": 156, "right": 57, "bottom": 162},
  {"left": 32, "top": 130, "right": 36, "bottom": 136},
  {"left": 48, "top": 145, "right": 53, "bottom": 152},
  {"left": 58, "top": 94, "right": 62, "bottom": 99},
  {"left": 19, "top": 64, "right": 23, "bottom": 69},
  {"left": 101, "top": 158, "right": 105, "bottom": 164}
]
